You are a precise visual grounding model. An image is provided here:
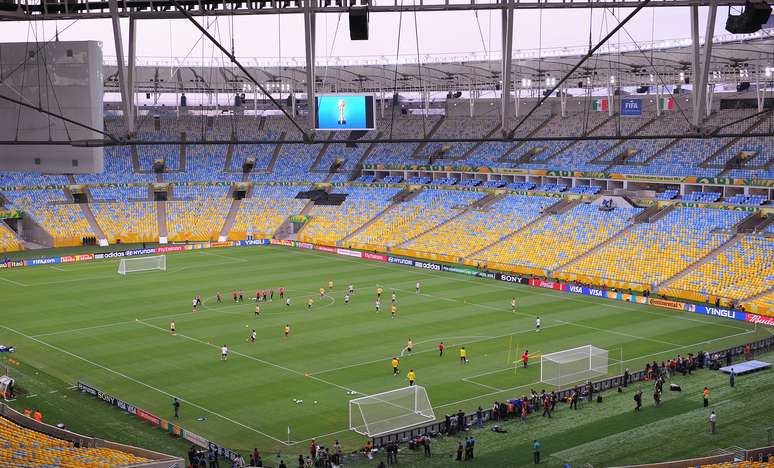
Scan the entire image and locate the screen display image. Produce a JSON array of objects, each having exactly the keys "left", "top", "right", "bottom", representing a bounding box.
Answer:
[{"left": 315, "top": 95, "right": 375, "bottom": 130}]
